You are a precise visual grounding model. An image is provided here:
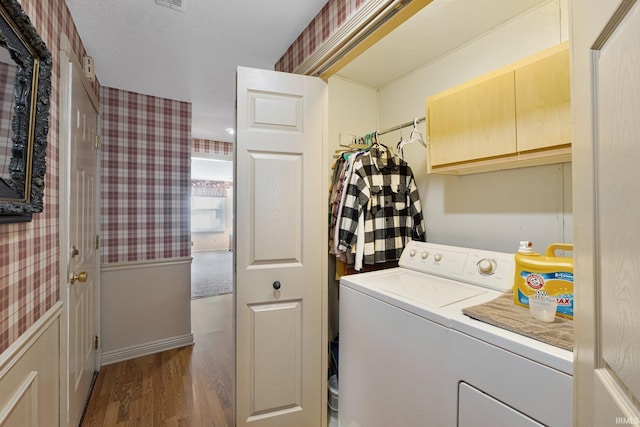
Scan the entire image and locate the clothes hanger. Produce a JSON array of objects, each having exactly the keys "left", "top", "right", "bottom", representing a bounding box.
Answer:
[
  {"left": 371, "top": 131, "right": 386, "bottom": 150},
  {"left": 345, "top": 136, "right": 370, "bottom": 154},
  {"left": 405, "top": 118, "right": 427, "bottom": 148},
  {"left": 371, "top": 131, "right": 396, "bottom": 164},
  {"left": 397, "top": 128, "right": 406, "bottom": 160},
  {"left": 396, "top": 128, "right": 404, "bottom": 152}
]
